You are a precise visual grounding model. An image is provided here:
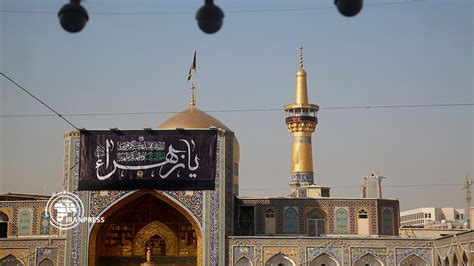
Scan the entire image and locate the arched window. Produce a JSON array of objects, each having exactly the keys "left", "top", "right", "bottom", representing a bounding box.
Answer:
[
  {"left": 265, "top": 208, "right": 276, "bottom": 235},
  {"left": 399, "top": 254, "right": 429, "bottom": 266},
  {"left": 435, "top": 256, "right": 442, "bottom": 266},
  {"left": 358, "top": 209, "right": 368, "bottom": 219},
  {"left": 307, "top": 209, "right": 326, "bottom": 236},
  {"left": 0, "top": 254, "right": 25, "bottom": 266},
  {"left": 309, "top": 253, "right": 339, "bottom": 266},
  {"left": 266, "top": 253, "right": 295, "bottom": 266},
  {"left": 444, "top": 257, "right": 449, "bottom": 266},
  {"left": 453, "top": 255, "right": 458, "bottom": 266},
  {"left": 265, "top": 209, "right": 275, "bottom": 218},
  {"left": 40, "top": 212, "right": 50, "bottom": 235},
  {"left": 236, "top": 256, "right": 253, "bottom": 266},
  {"left": 382, "top": 208, "right": 393, "bottom": 235},
  {"left": 0, "top": 211, "right": 9, "bottom": 238},
  {"left": 39, "top": 258, "right": 54, "bottom": 266},
  {"left": 353, "top": 253, "right": 382, "bottom": 266},
  {"left": 335, "top": 208, "right": 348, "bottom": 234},
  {"left": 462, "top": 252, "right": 468, "bottom": 266},
  {"left": 18, "top": 209, "right": 32, "bottom": 236},
  {"left": 285, "top": 208, "right": 298, "bottom": 234},
  {"left": 357, "top": 209, "right": 369, "bottom": 235}
]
